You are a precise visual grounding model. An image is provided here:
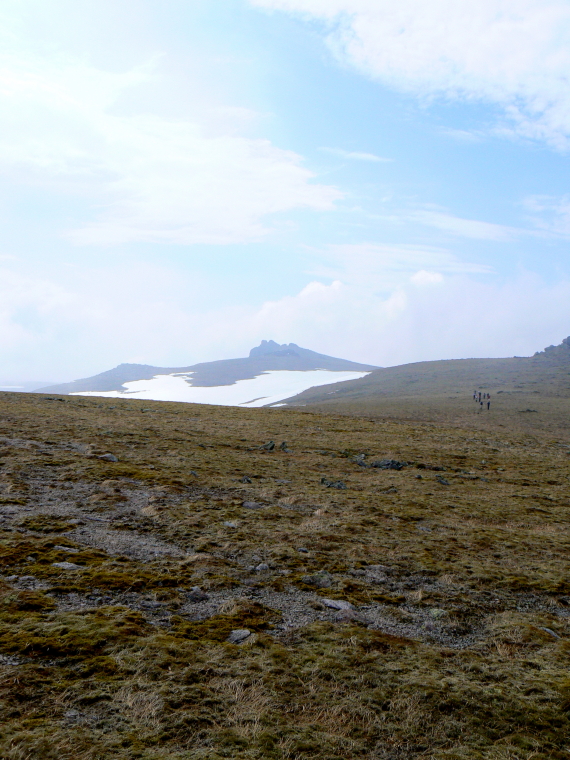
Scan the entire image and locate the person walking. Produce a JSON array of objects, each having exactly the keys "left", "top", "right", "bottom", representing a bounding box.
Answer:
[{"left": 487, "top": 397, "right": 491, "bottom": 410}]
